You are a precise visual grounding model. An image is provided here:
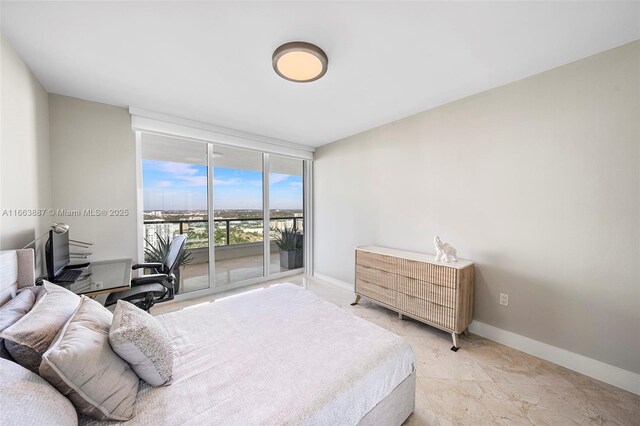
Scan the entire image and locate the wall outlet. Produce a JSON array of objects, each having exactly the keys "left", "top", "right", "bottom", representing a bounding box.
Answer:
[{"left": 499, "top": 293, "right": 509, "bottom": 306}]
